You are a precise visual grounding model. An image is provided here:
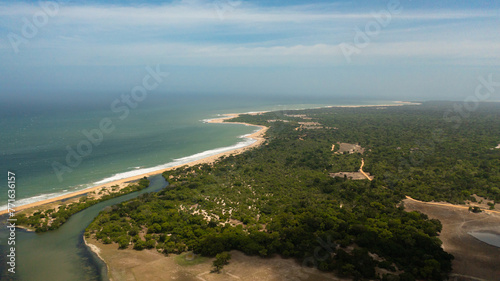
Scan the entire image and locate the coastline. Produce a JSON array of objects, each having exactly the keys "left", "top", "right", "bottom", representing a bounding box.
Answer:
[
  {"left": 324, "top": 101, "right": 422, "bottom": 108},
  {"left": 1, "top": 102, "right": 419, "bottom": 216},
  {"left": 0, "top": 113, "right": 268, "bottom": 216}
]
